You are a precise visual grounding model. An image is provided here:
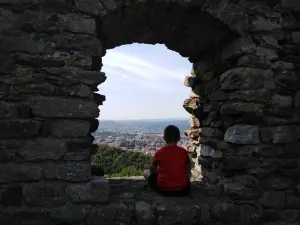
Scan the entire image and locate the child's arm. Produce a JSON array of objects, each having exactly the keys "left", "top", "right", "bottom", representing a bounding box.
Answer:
[{"left": 150, "top": 163, "right": 158, "bottom": 175}]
